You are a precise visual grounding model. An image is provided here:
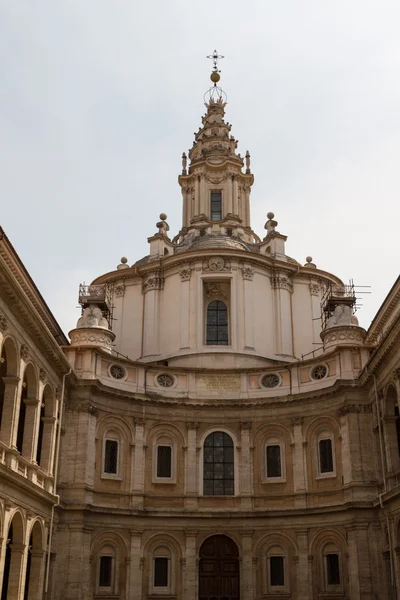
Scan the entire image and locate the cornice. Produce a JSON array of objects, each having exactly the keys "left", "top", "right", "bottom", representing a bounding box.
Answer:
[
  {"left": 0, "top": 257, "right": 71, "bottom": 375},
  {"left": 359, "top": 315, "right": 400, "bottom": 383},
  {"left": 366, "top": 276, "right": 400, "bottom": 344}
]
